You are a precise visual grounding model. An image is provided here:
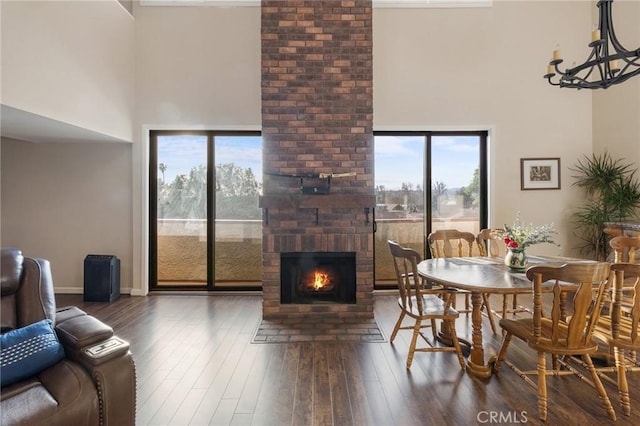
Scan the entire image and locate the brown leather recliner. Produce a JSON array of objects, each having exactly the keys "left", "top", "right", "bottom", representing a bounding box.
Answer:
[{"left": 1, "top": 248, "right": 136, "bottom": 425}]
